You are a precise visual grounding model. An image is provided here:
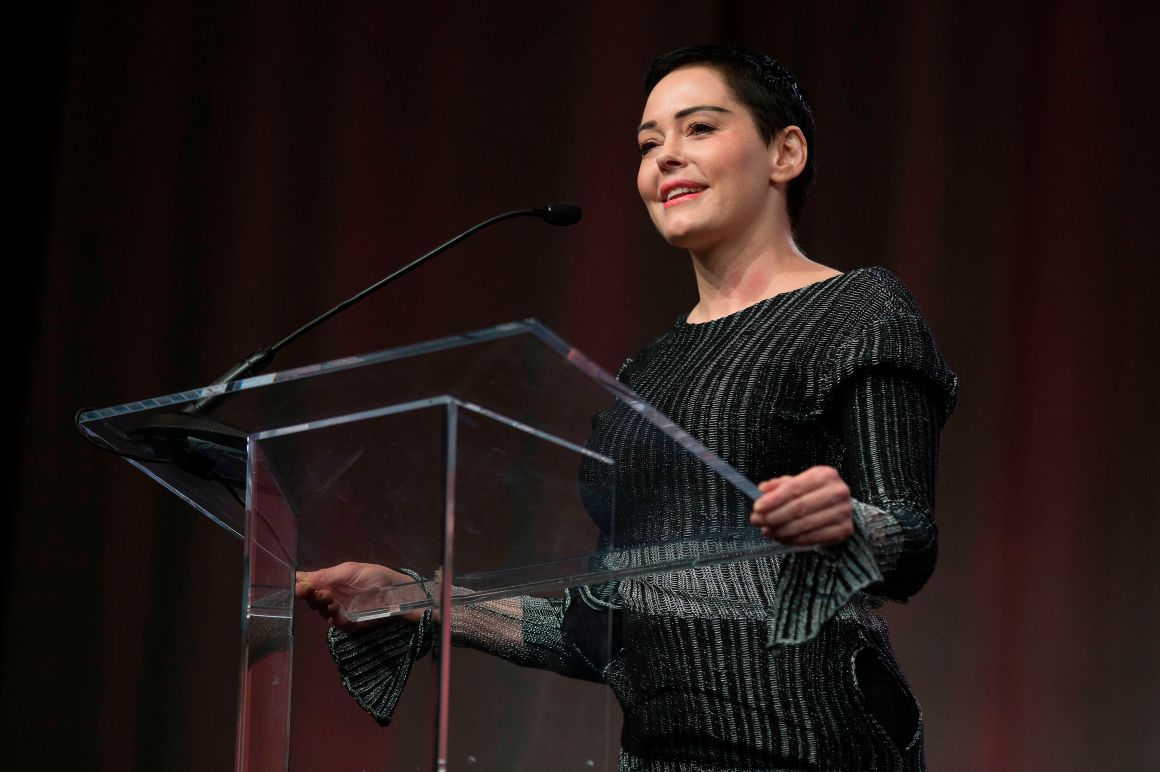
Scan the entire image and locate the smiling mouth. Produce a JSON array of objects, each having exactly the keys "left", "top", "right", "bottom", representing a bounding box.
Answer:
[{"left": 663, "top": 186, "right": 707, "bottom": 208}]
